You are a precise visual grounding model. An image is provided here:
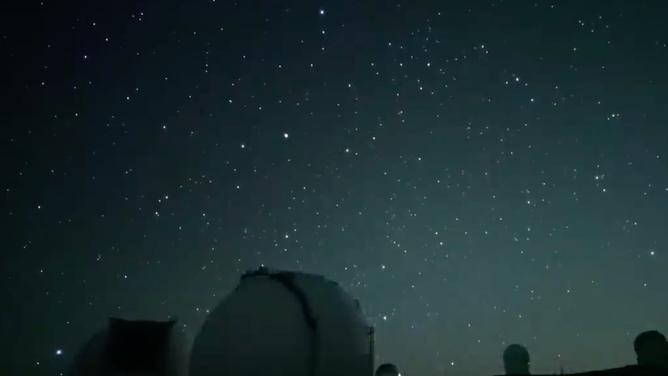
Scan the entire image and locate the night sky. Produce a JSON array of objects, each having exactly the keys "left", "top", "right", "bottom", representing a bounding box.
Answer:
[{"left": 1, "top": 1, "right": 667, "bottom": 375}]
